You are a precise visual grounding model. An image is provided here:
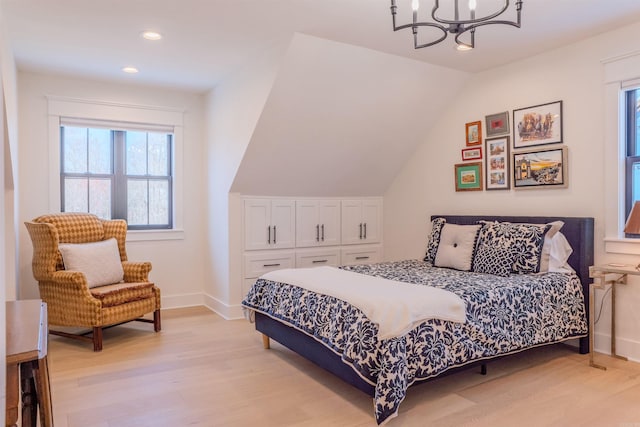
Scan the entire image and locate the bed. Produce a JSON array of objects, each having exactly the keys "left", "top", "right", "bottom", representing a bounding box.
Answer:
[{"left": 242, "top": 215, "right": 594, "bottom": 425}]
